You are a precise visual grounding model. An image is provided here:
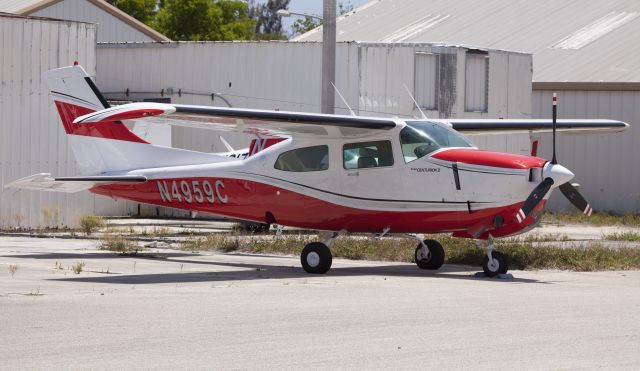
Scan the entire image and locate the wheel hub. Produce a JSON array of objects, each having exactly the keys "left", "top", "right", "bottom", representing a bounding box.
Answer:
[
  {"left": 306, "top": 251, "right": 320, "bottom": 267},
  {"left": 417, "top": 247, "right": 431, "bottom": 262},
  {"left": 487, "top": 258, "right": 500, "bottom": 272}
]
